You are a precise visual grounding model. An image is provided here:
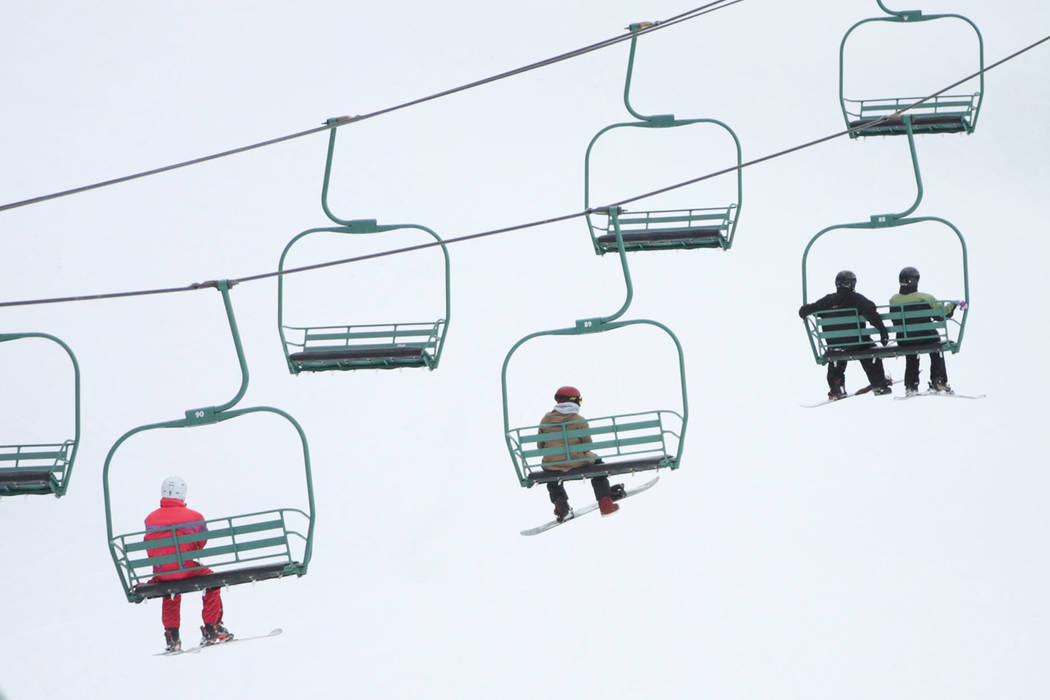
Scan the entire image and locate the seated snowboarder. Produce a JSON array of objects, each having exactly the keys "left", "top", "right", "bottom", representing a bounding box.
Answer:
[
  {"left": 889, "top": 266, "right": 956, "bottom": 395},
  {"left": 538, "top": 386, "right": 624, "bottom": 522},
  {"left": 798, "top": 270, "right": 892, "bottom": 399}
]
